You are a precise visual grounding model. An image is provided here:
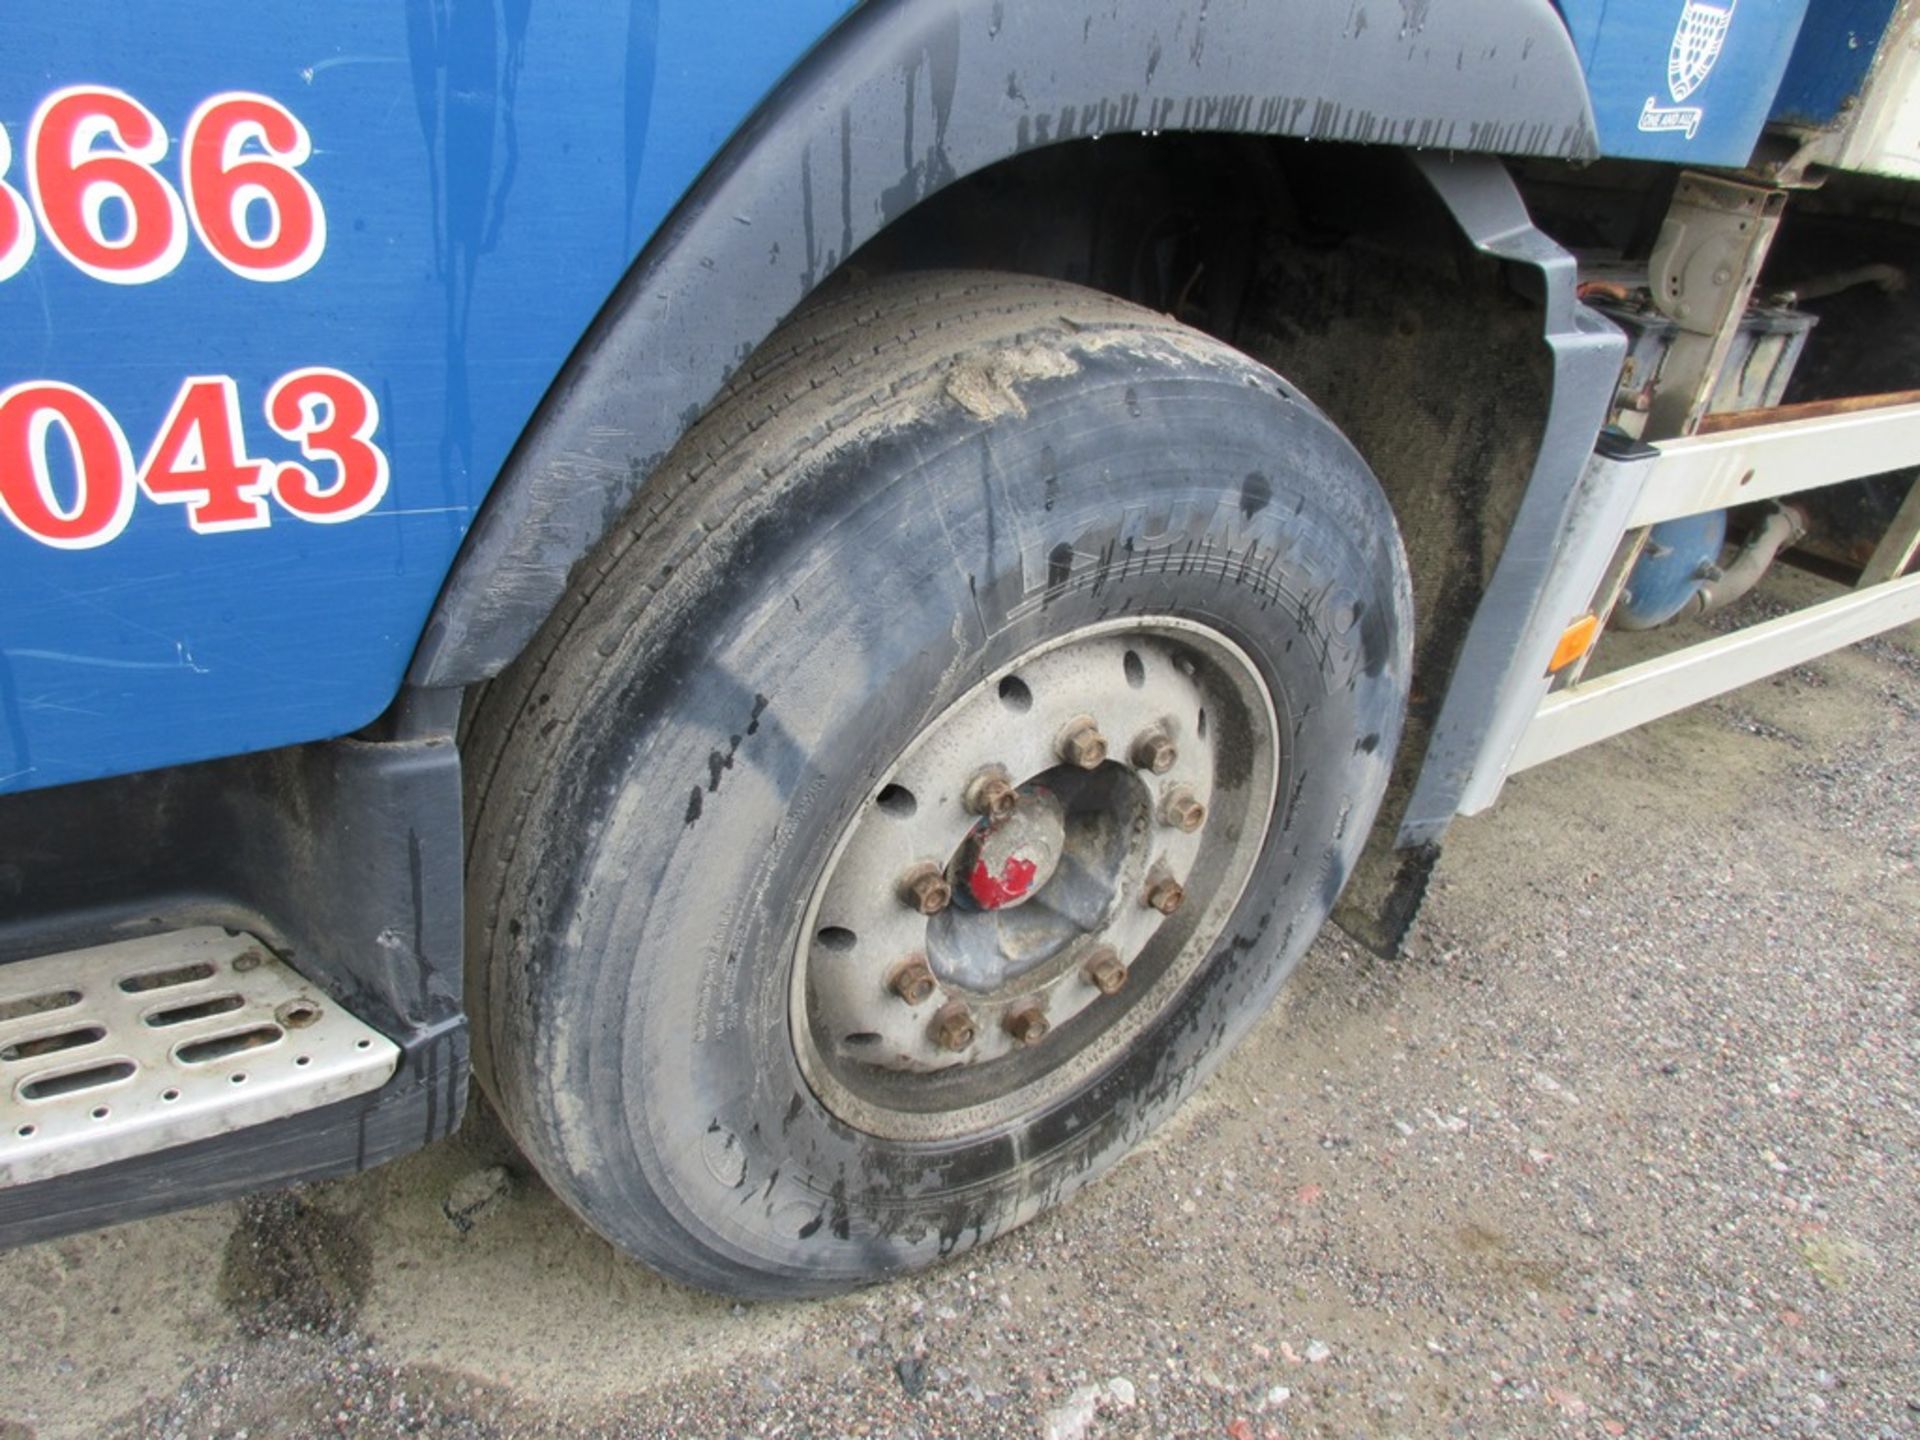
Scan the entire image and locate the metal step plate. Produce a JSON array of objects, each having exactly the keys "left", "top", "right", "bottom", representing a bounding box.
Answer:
[{"left": 0, "top": 928, "right": 399, "bottom": 1189}]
